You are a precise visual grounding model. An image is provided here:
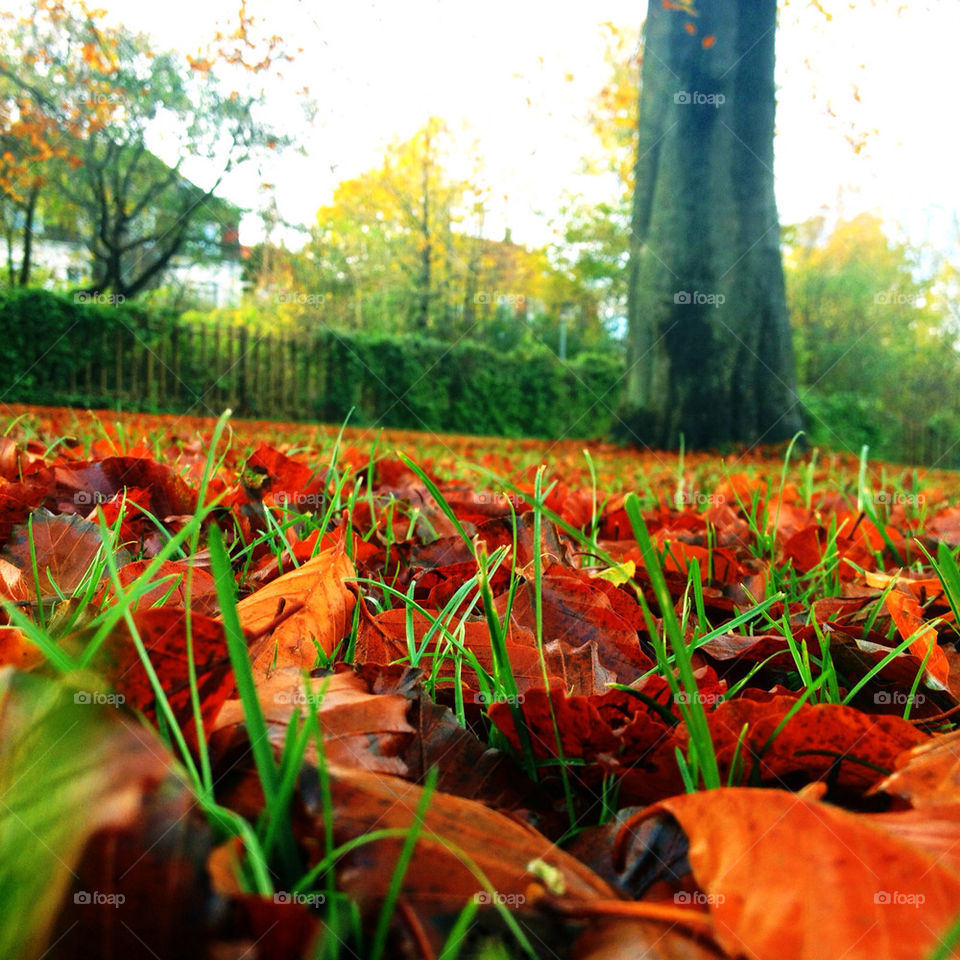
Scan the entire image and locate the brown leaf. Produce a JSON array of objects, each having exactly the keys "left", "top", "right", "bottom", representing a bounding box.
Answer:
[
  {"left": 395, "top": 675, "right": 563, "bottom": 827},
  {"left": 707, "top": 695, "right": 928, "bottom": 791},
  {"left": 93, "top": 608, "right": 234, "bottom": 741},
  {"left": 354, "top": 605, "right": 559, "bottom": 694},
  {"left": 0, "top": 668, "right": 206, "bottom": 960},
  {"left": 53, "top": 455, "right": 197, "bottom": 519},
  {"left": 302, "top": 763, "right": 618, "bottom": 915},
  {"left": 871, "top": 728, "right": 960, "bottom": 807},
  {"left": 489, "top": 685, "right": 684, "bottom": 804},
  {"left": 214, "top": 665, "right": 414, "bottom": 775},
  {"left": 573, "top": 918, "right": 725, "bottom": 960},
  {"left": 2, "top": 508, "right": 129, "bottom": 596},
  {"left": 500, "top": 564, "right": 654, "bottom": 683},
  {"left": 100, "top": 558, "right": 219, "bottom": 616}
]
